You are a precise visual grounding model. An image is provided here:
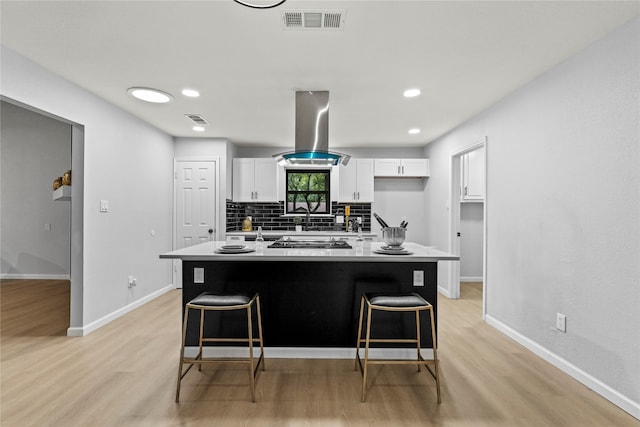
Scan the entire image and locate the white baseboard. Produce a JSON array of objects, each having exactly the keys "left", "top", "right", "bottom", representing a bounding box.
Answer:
[
  {"left": 437, "top": 286, "right": 451, "bottom": 298},
  {"left": 0, "top": 273, "right": 70, "bottom": 280},
  {"left": 485, "top": 314, "right": 640, "bottom": 420},
  {"left": 67, "top": 284, "right": 175, "bottom": 337},
  {"left": 185, "top": 346, "right": 434, "bottom": 360},
  {"left": 460, "top": 276, "right": 483, "bottom": 282}
]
